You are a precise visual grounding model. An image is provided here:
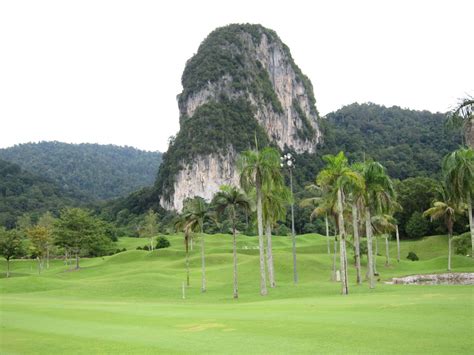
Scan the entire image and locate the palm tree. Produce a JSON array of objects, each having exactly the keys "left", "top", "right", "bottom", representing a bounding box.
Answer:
[
  {"left": 181, "top": 197, "right": 216, "bottom": 293},
  {"left": 174, "top": 214, "right": 193, "bottom": 287},
  {"left": 347, "top": 163, "right": 366, "bottom": 285},
  {"left": 262, "top": 183, "right": 291, "bottom": 288},
  {"left": 213, "top": 185, "right": 251, "bottom": 299},
  {"left": 360, "top": 161, "right": 395, "bottom": 289},
  {"left": 446, "top": 96, "right": 473, "bottom": 148},
  {"left": 317, "top": 152, "right": 364, "bottom": 295},
  {"left": 443, "top": 147, "right": 474, "bottom": 257},
  {"left": 300, "top": 185, "right": 338, "bottom": 279},
  {"left": 238, "top": 146, "right": 283, "bottom": 296},
  {"left": 372, "top": 214, "right": 396, "bottom": 267},
  {"left": 423, "top": 185, "right": 465, "bottom": 271}
]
